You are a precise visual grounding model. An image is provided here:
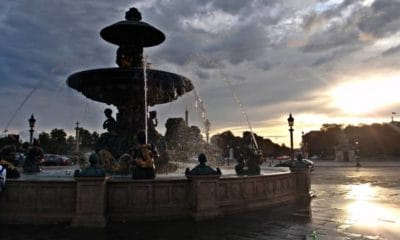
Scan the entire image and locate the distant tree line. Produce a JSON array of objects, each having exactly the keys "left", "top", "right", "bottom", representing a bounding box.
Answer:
[
  {"left": 37, "top": 128, "right": 99, "bottom": 155},
  {"left": 304, "top": 122, "right": 400, "bottom": 159},
  {"left": 211, "top": 130, "right": 290, "bottom": 160},
  {"left": 0, "top": 128, "right": 99, "bottom": 155}
]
